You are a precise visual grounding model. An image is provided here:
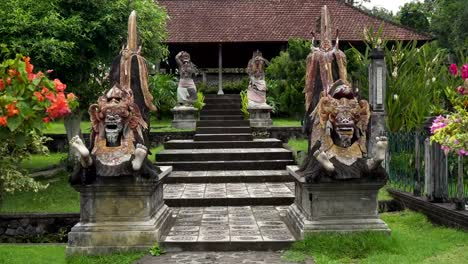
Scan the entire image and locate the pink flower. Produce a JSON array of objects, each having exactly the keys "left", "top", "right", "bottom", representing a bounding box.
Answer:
[
  {"left": 457, "top": 86, "right": 465, "bottom": 95},
  {"left": 462, "top": 64, "right": 468, "bottom": 80},
  {"left": 449, "top": 64, "right": 458, "bottom": 76},
  {"left": 431, "top": 115, "right": 447, "bottom": 134},
  {"left": 459, "top": 149, "right": 468, "bottom": 156},
  {"left": 441, "top": 145, "right": 450, "bottom": 155}
]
